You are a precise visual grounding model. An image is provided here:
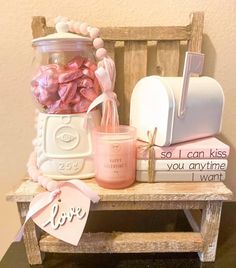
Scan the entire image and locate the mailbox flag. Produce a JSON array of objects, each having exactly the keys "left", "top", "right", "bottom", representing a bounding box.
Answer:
[{"left": 178, "top": 52, "right": 205, "bottom": 118}]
